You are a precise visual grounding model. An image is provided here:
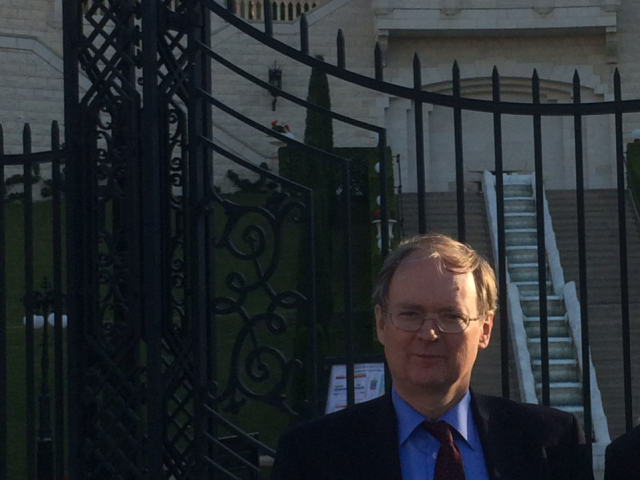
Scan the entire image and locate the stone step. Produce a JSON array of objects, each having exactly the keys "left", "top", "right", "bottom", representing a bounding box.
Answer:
[
  {"left": 504, "top": 213, "right": 536, "bottom": 229},
  {"left": 532, "top": 358, "right": 580, "bottom": 383},
  {"left": 506, "top": 245, "right": 539, "bottom": 264},
  {"left": 520, "top": 295, "right": 565, "bottom": 317},
  {"left": 547, "top": 190, "right": 640, "bottom": 439},
  {"left": 524, "top": 316, "right": 569, "bottom": 337},
  {"left": 514, "top": 281, "right": 553, "bottom": 297},
  {"left": 505, "top": 228, "right": 538, "bottom": 246},
  {"left": 504, "top": 198, "right": 535, "bottom": 213},
  {"left": 503, "top": 185, "right": 532, "bottom": 197},
  {"left": 528, "top": 337, "right": 575, "bottom": 359},
  {"left": 536, "top": 382, "right": 583, "bottom": 406},
  {"left": 508, "top": 263, "right": 540, "bottom": 282}
]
